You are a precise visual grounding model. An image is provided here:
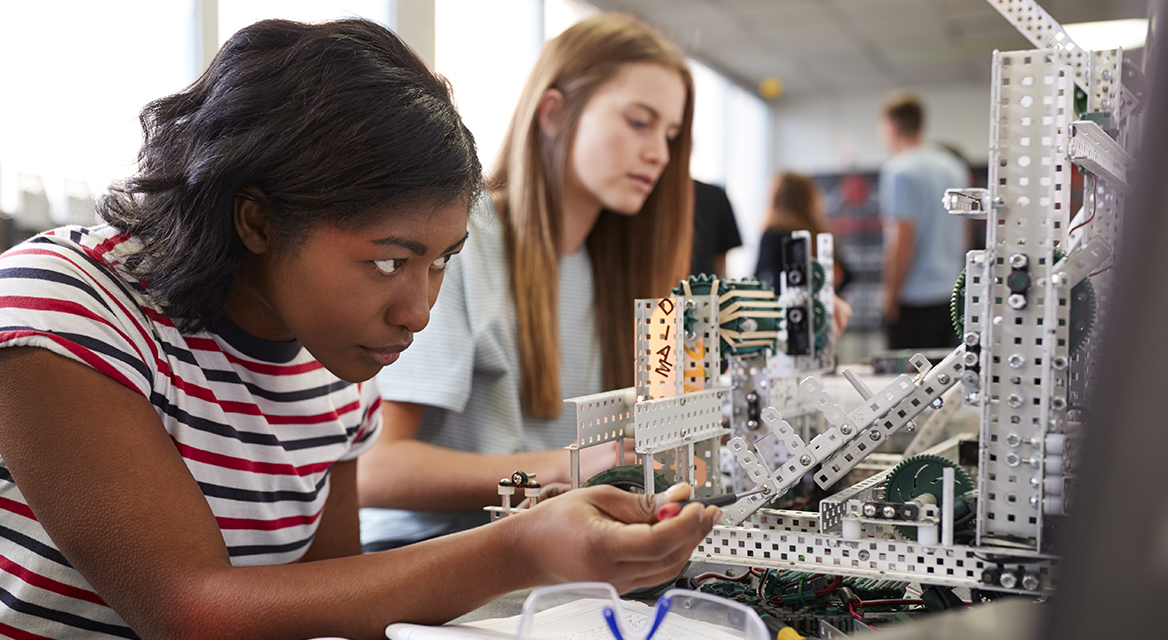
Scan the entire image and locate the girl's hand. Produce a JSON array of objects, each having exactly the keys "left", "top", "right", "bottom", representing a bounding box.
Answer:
[{"left": 510, "top": 482, "right": 714, "bottom": 594}]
